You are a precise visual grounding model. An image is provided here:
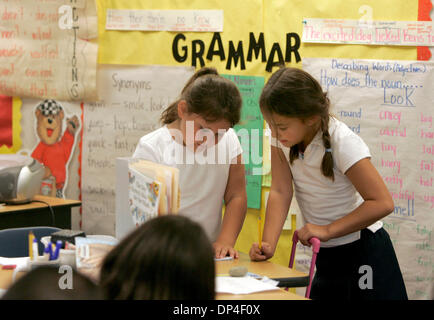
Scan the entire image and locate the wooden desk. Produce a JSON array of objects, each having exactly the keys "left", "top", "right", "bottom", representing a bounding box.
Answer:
[
  {"left": 0, "top": 253, "right": 309, "bottom": 300},
  {"left": 0, "top": 195, "right": 81, "bottom": 230},
  {"left": 216, "top": 253, "right": 308, "bottom": 300},
  {"left": 0, "top": 266, "right": 23, "bottom": 291}
]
